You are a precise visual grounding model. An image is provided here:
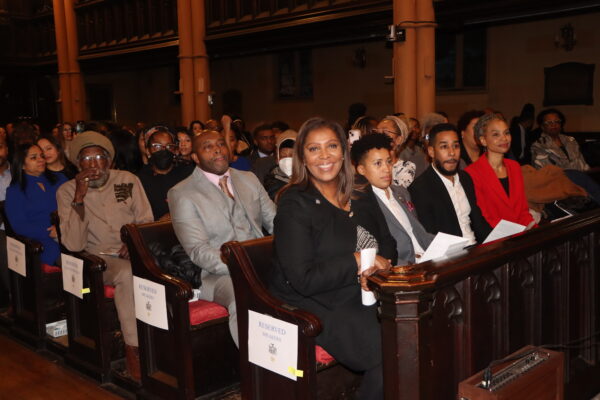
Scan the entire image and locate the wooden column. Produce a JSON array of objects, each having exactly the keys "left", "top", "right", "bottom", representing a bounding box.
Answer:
[
  {"left": 52, "top": 0, "right": 73, "bottom": 122},
  {"left": 393, "top": 0, "right": 417, "bottom": 118},
  {"left": 177, "top": 0, "right": 211, "bottom": 126},
  {"left": 415, "top": 0, "right": 436, "bottom": 119},
  {"left": 63, "top": 0, "right": 85, "bottom": 121},
  {"left": 190, "top": 0, "right": 211, "bottom": 123}
]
